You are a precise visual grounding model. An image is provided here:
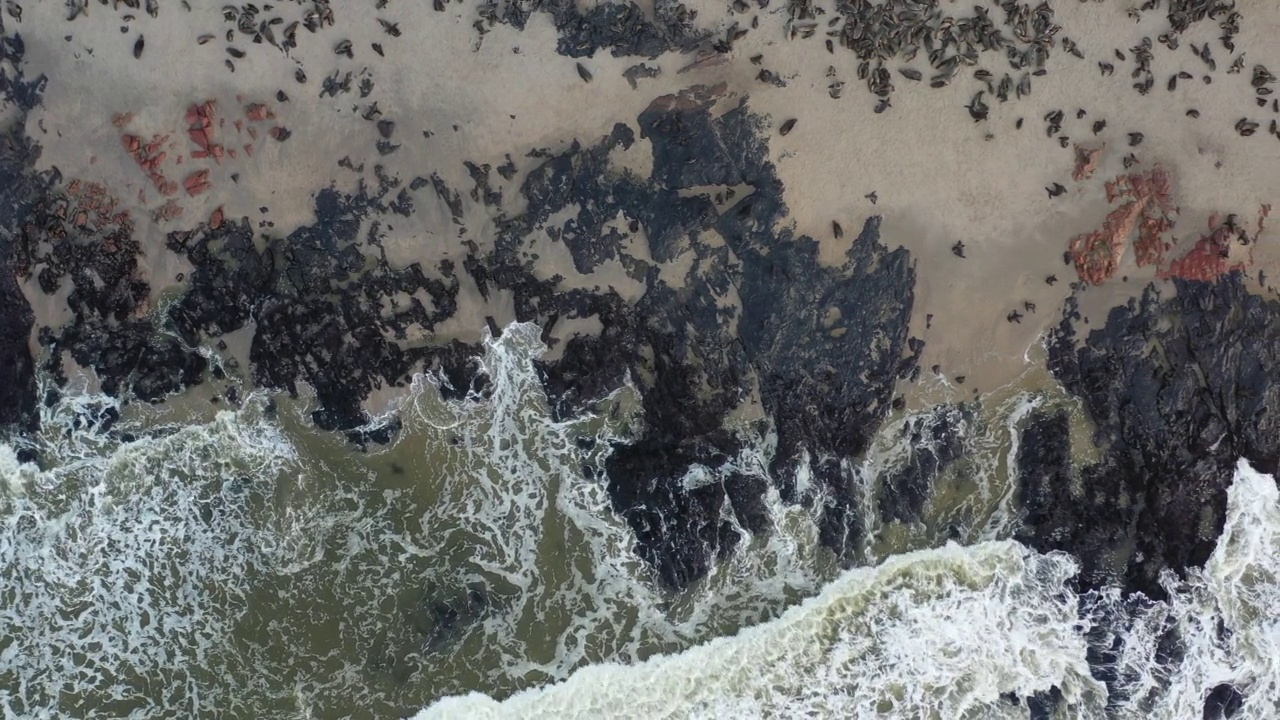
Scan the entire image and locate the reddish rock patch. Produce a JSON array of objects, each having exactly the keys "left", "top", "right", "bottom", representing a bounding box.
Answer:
[
  {"left": 1161, "top": 224, "right": 1242, "bottom": 281},
  {"left": 1070, "top": 163, "right": 1267, "bottom": 284},
  {"left": 183, "top": 170, "right": 211, "bottom": 197},
  {"left": 1070, "top": 201, "right": 1147, "bottom": 285}
]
